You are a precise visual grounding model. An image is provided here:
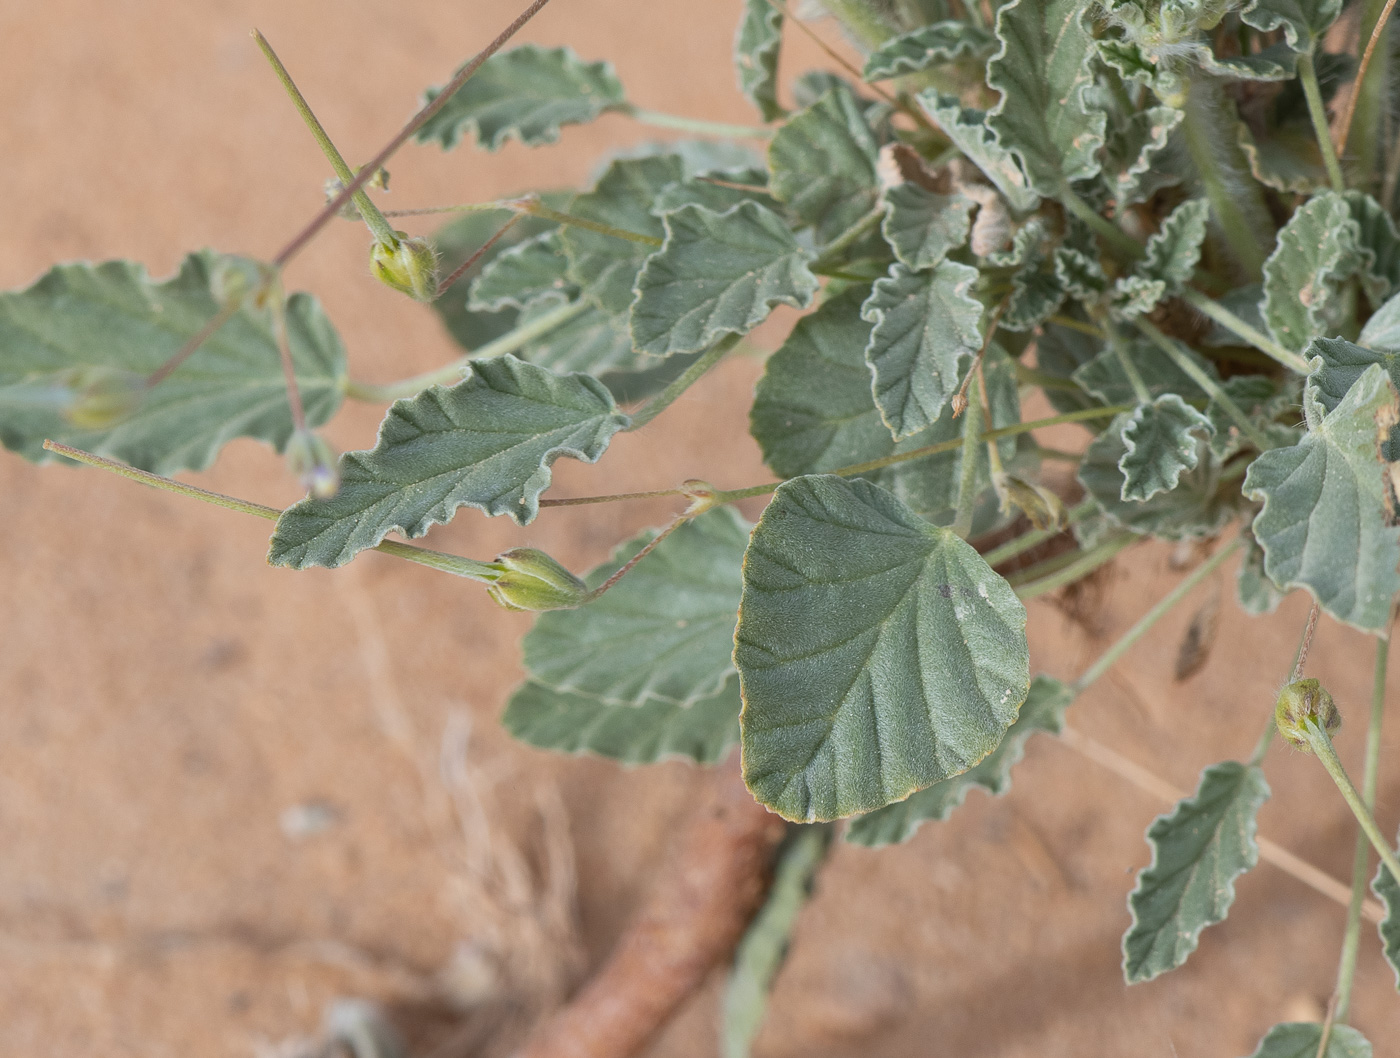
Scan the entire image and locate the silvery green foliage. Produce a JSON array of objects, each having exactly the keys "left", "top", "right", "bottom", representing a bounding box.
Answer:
[{"left": 1241, "top": 1023, "right": 1371, "bottom": 1058}]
